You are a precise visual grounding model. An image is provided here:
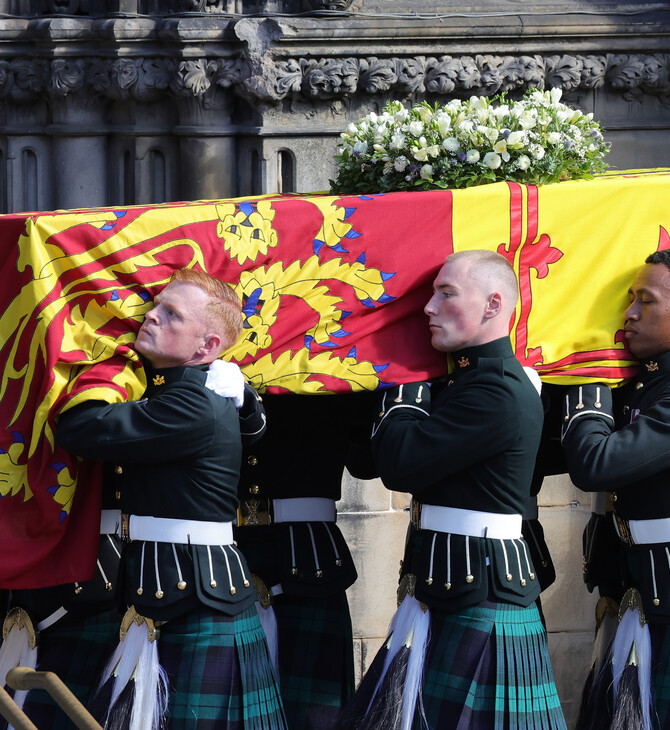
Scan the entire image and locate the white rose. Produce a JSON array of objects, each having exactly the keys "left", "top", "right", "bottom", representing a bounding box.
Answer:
[
  {"left": 426, "top": 144, "right": 441, "bottom": 158},
  {"left": 390, "top": 133, "right": 406, "bottom": 150},
  {"left": 409, "top": 120, "right": 424, "bottom": 137},
  {"left": 420, "top": 164, "right": 434, "bottom": 179},
  {"left": 483, "top": 151, "right": 502, "bottom": 169}
]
